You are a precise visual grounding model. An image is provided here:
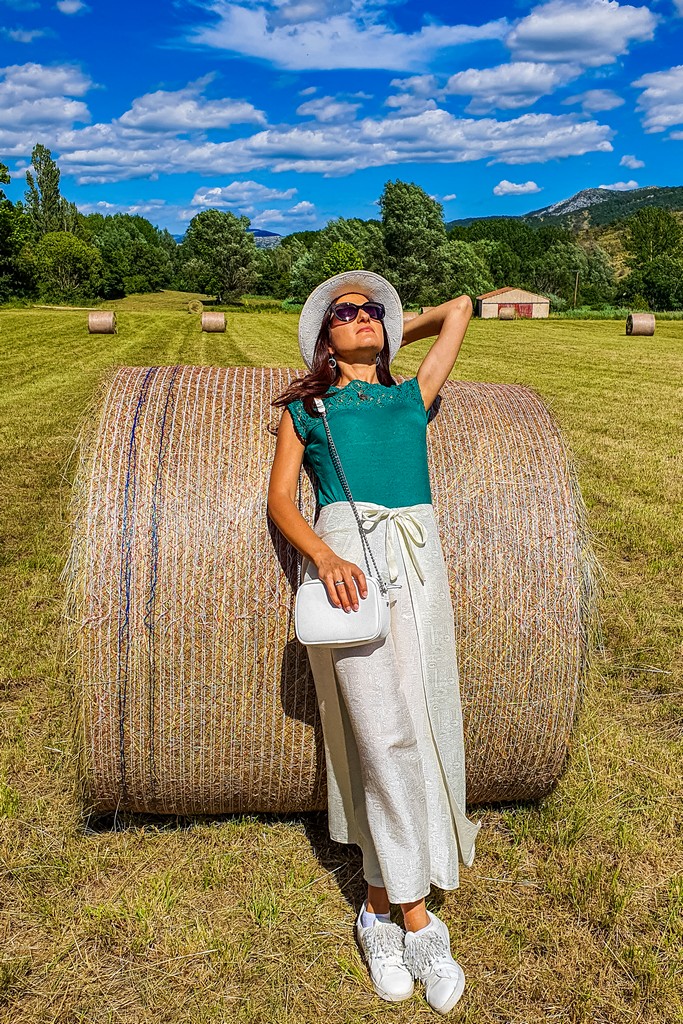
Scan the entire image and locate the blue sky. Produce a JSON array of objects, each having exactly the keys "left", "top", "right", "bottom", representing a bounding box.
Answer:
[{"left": 1, "top": 0, "right": 682, "bottom": 234}]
